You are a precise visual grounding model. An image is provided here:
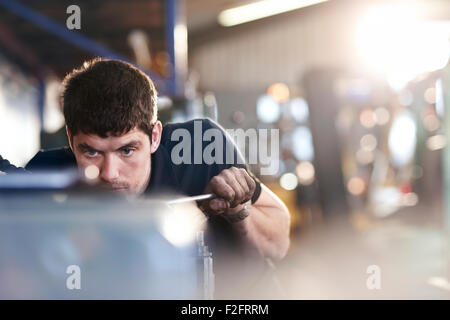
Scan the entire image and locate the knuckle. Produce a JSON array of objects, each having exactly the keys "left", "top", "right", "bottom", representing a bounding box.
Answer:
[
  {"left": 210, "top": 177, "right": 224, "bottom": 191},
  {"left": 250, "top": 179, "right": 256, "bottom": 190},
  {"left": 236, "top": 168, "right": 245, "bottom": 178},
  {"left": 210, "top": 176, "right": 220, "bottom": 185},
  {"left": 225, "top": 169, "right": 234, "bottom": 178},
  {"left": 220, "top": 169, "right": 230, "bottom": 179}
]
